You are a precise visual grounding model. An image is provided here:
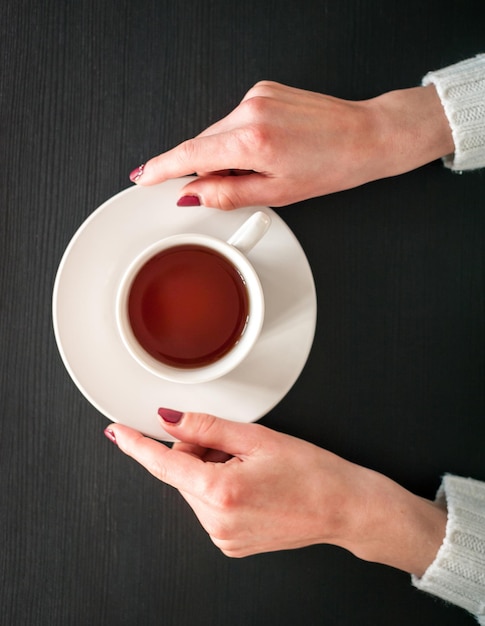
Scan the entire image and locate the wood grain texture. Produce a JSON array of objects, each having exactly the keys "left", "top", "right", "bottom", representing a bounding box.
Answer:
[{"left": 1, "top": 0, "right": 484, "bottom": 624}]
